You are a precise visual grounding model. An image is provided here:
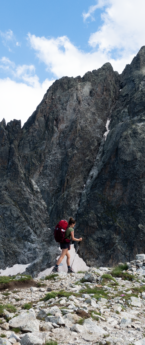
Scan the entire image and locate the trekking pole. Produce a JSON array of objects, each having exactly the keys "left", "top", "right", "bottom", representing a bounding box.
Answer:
[{"left": 71, "top": 241, "right": 81, "bottom": 269}]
